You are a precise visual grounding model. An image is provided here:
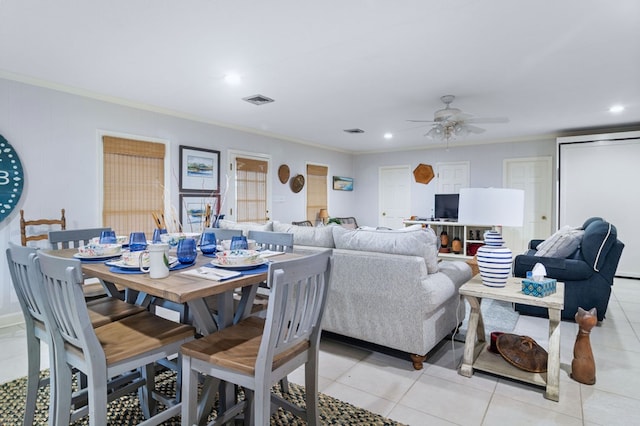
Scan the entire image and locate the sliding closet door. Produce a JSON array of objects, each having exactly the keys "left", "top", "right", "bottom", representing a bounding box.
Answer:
[{"left": 558, "top": 131, "right": 640, "bottom": 278}]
